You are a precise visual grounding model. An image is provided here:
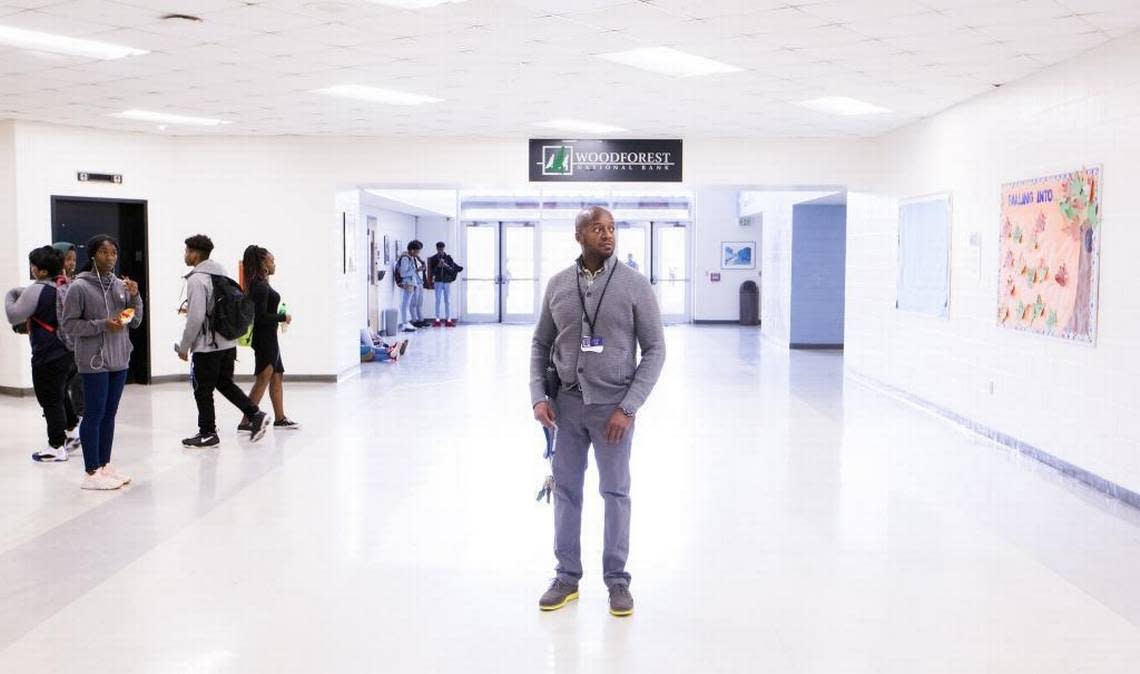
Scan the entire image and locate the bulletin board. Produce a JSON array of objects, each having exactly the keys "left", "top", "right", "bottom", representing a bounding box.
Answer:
[{"left": 997, "top": 166, "right": 1101, "bottom": 343}]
